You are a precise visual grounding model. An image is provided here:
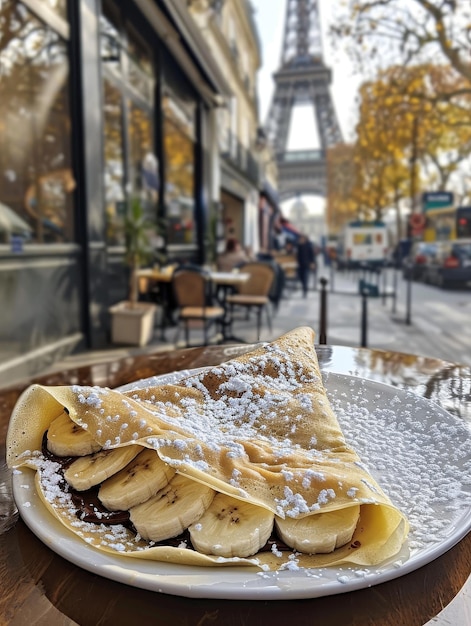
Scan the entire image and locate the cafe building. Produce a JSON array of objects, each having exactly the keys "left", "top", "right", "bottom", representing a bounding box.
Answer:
[
  {"left": 188, "top": 0, "right": 263, "bottom": 258},
  {"left": 0, "top": 0, "right": 250, "bottom": 385}
]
